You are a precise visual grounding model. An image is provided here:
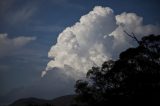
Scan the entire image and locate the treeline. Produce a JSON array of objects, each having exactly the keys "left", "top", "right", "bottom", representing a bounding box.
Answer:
[{"left": 72, "top": 34, "right": 160, "bottom": 106}]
